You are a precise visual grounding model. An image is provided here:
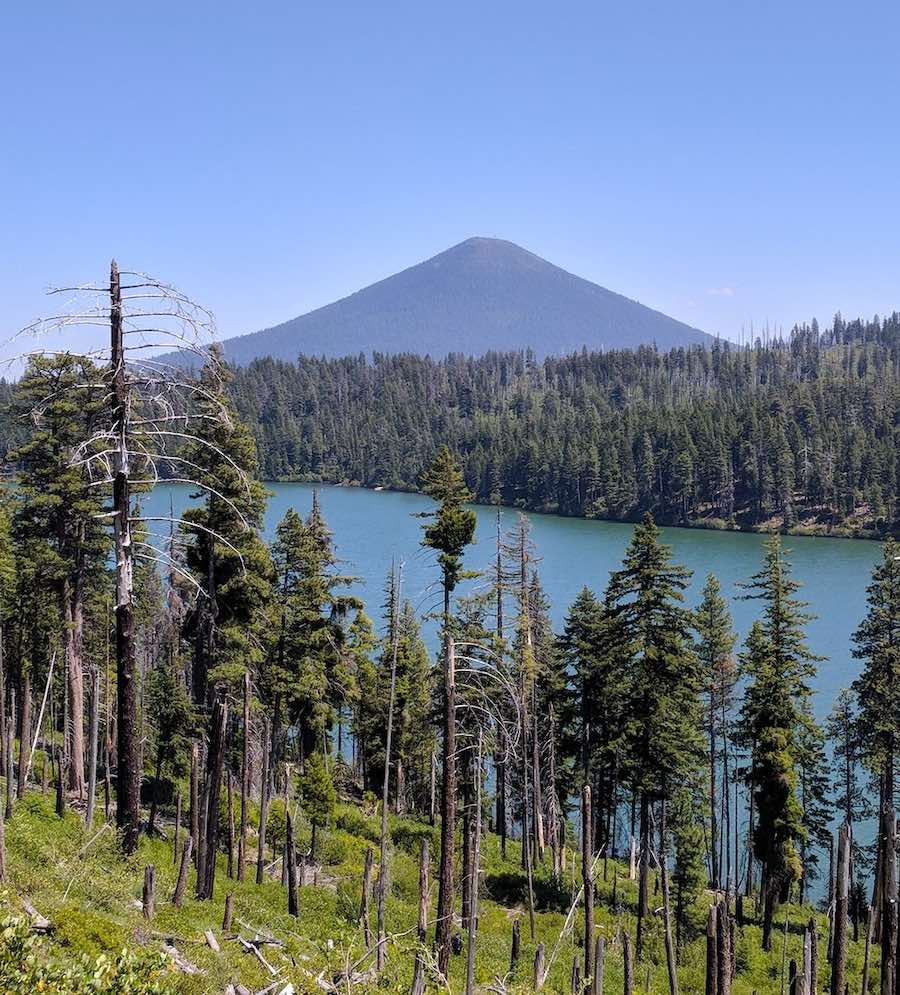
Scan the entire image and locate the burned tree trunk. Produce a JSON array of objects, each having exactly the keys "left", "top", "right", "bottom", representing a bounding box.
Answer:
[
  {"left": 286, "top": 811, "right": 299, "bottom": 917},
  {"left": 172, "top": 836, "right": 193, "bottom": 909},
  {"left": 623, "top": 929, "right": 634, "bottom": 995},
  {"left": 238, "top": 670, "right": 250, "bottom": 882},
  {"left": 583, "top": 785, "right": 595, "bottom": 983},
  {"left": 198, "top": 698, "right": 227, "bottom": 900},
  {"left": 142, "top": 865, "right": 156, "bottom": 920},
  {"left": 16, "top": 671, "right": 31, "bottom": 800},
  {"left": 226, "top": 771, "right": 235, "bottom": 879},
  {"left": 64, "top": 571, "right": 86, "bottom": 798},
  {"left": 377, "top": 562, "right": 401, "bottom": 972},
  {"left": 464, "top": 730, "right": 484, "bottom": 995},
  {"left": 360, "top": 846, "right": 374, "bottom": 947},
  {"left": 716, "top": 900, "right": 731, "bottom": 995},
  {"left": 110, "top": 261, "right": 140, "bottom": 855},
  {"left": 830, "top": 823, "right": 850, "bottom": 995},
  {"left": 256, "top": 718, "right": 271, "bottom": 886},
  {"left": 880, "top": 809, "right": 897, "bottom": 995},
  {"left": 84, "top": 664, "right": 100, "bottom": 827},
  {"left": 434, "top": 633, "right": 457, "bottom": 978},
  {"left": 706, "top": 903, "right": 718, "bottom": 995},
  {"left": 189, "top": 741, "right": 200, "bottom": 864}
]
